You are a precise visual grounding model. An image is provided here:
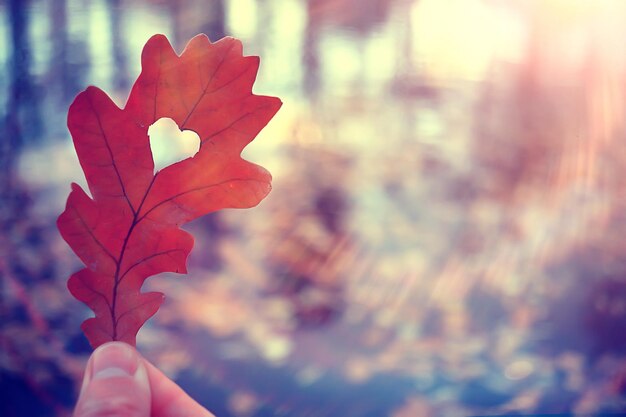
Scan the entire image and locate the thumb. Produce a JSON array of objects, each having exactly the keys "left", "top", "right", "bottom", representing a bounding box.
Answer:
[{"left": 74, "top": 342, "right": 151, "bottom": 417}]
